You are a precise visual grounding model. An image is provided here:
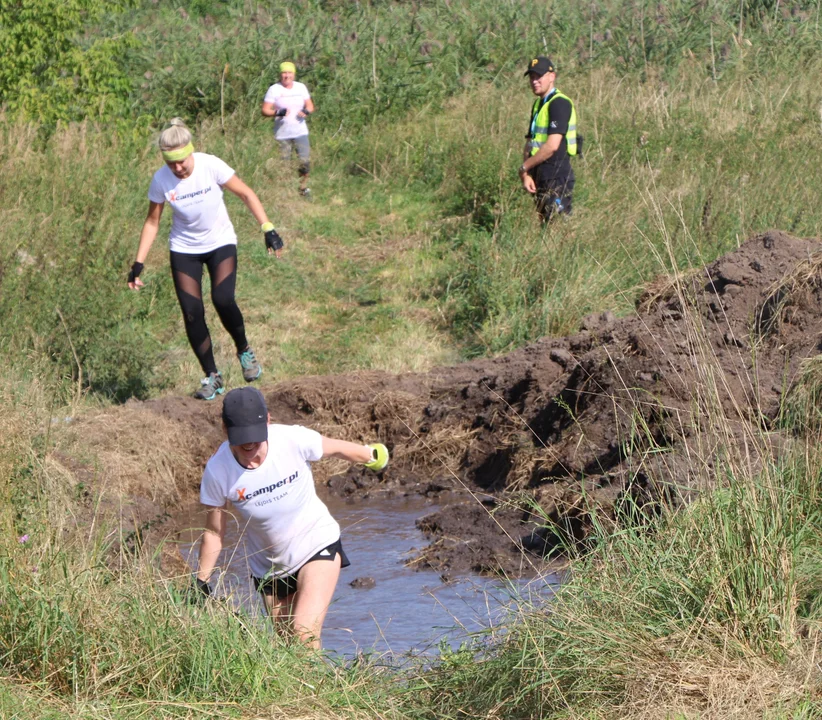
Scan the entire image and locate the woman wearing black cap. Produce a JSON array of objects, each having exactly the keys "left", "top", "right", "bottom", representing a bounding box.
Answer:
[{"left": 192, "top": 386, "right": 389, "bottom": 648}]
